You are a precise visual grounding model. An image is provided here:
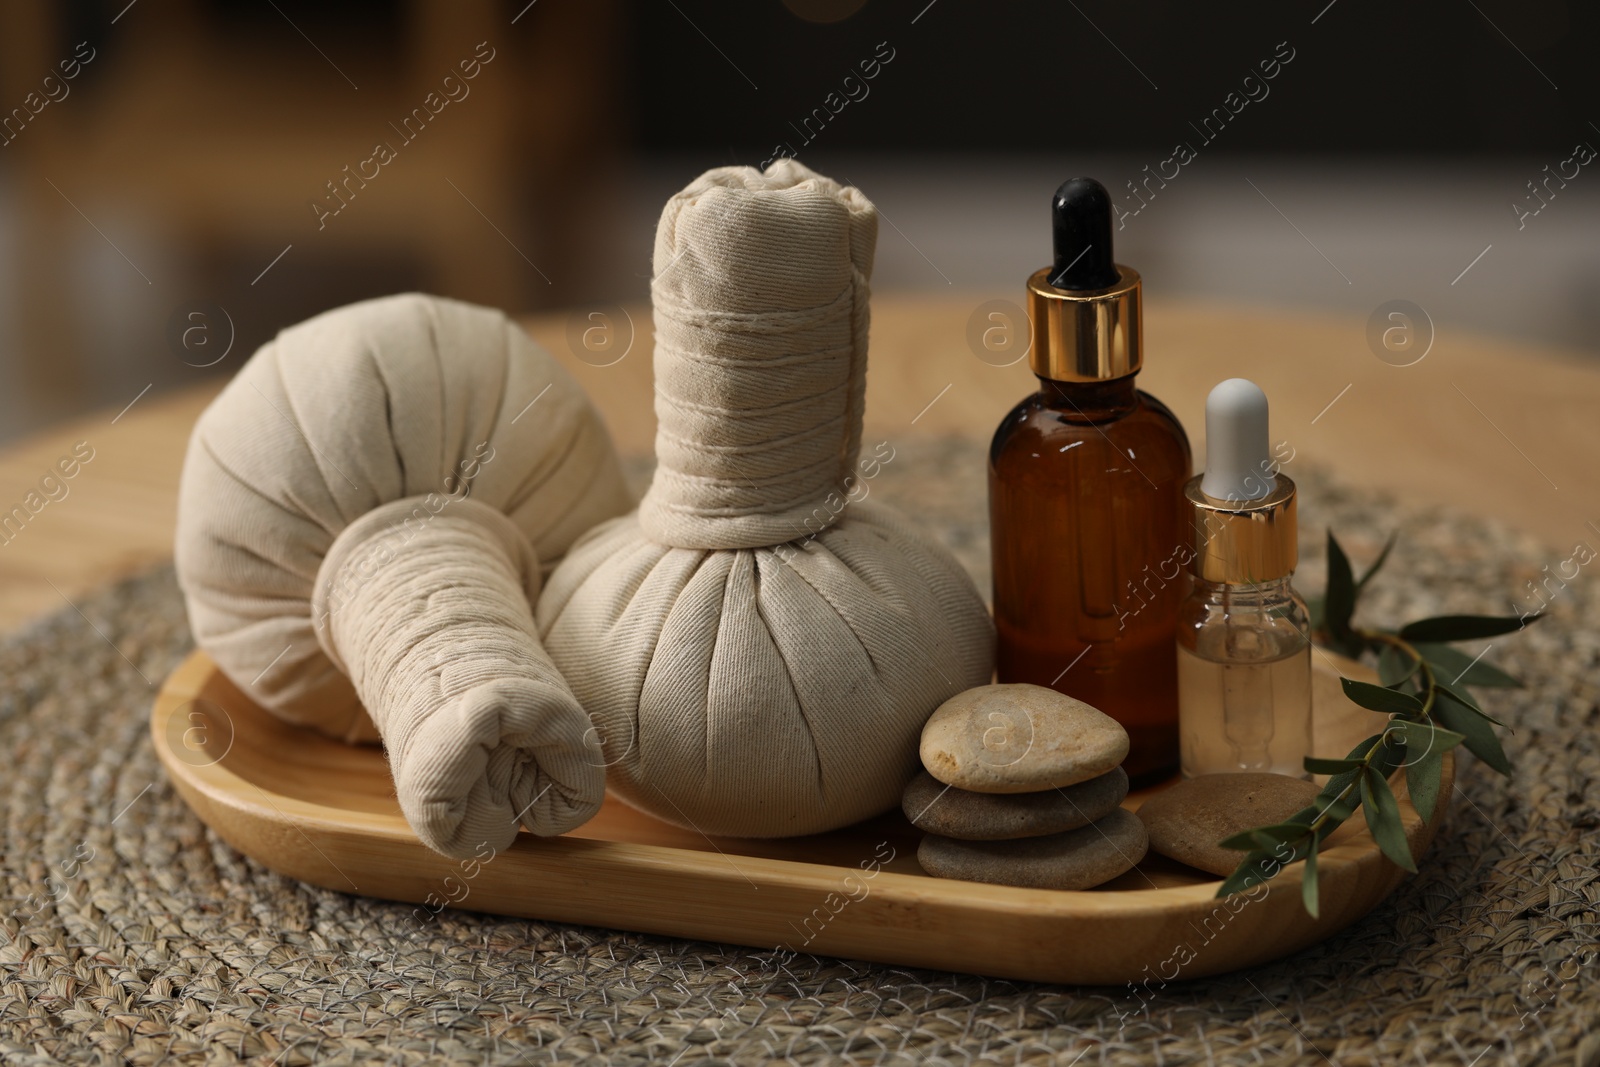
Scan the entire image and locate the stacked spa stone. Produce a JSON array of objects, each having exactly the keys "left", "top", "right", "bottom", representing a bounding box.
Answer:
[{"left": 907, "top": 683, "right": 1147, "bottom": 890}]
